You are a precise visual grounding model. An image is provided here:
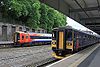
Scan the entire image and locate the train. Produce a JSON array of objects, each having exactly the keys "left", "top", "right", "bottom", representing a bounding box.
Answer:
[
  {"left": 51, "top": 26, "right": 100, "bottom": 59},
  {"left": 13, "top": 31, "right": 52, "bottom": 46}
]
